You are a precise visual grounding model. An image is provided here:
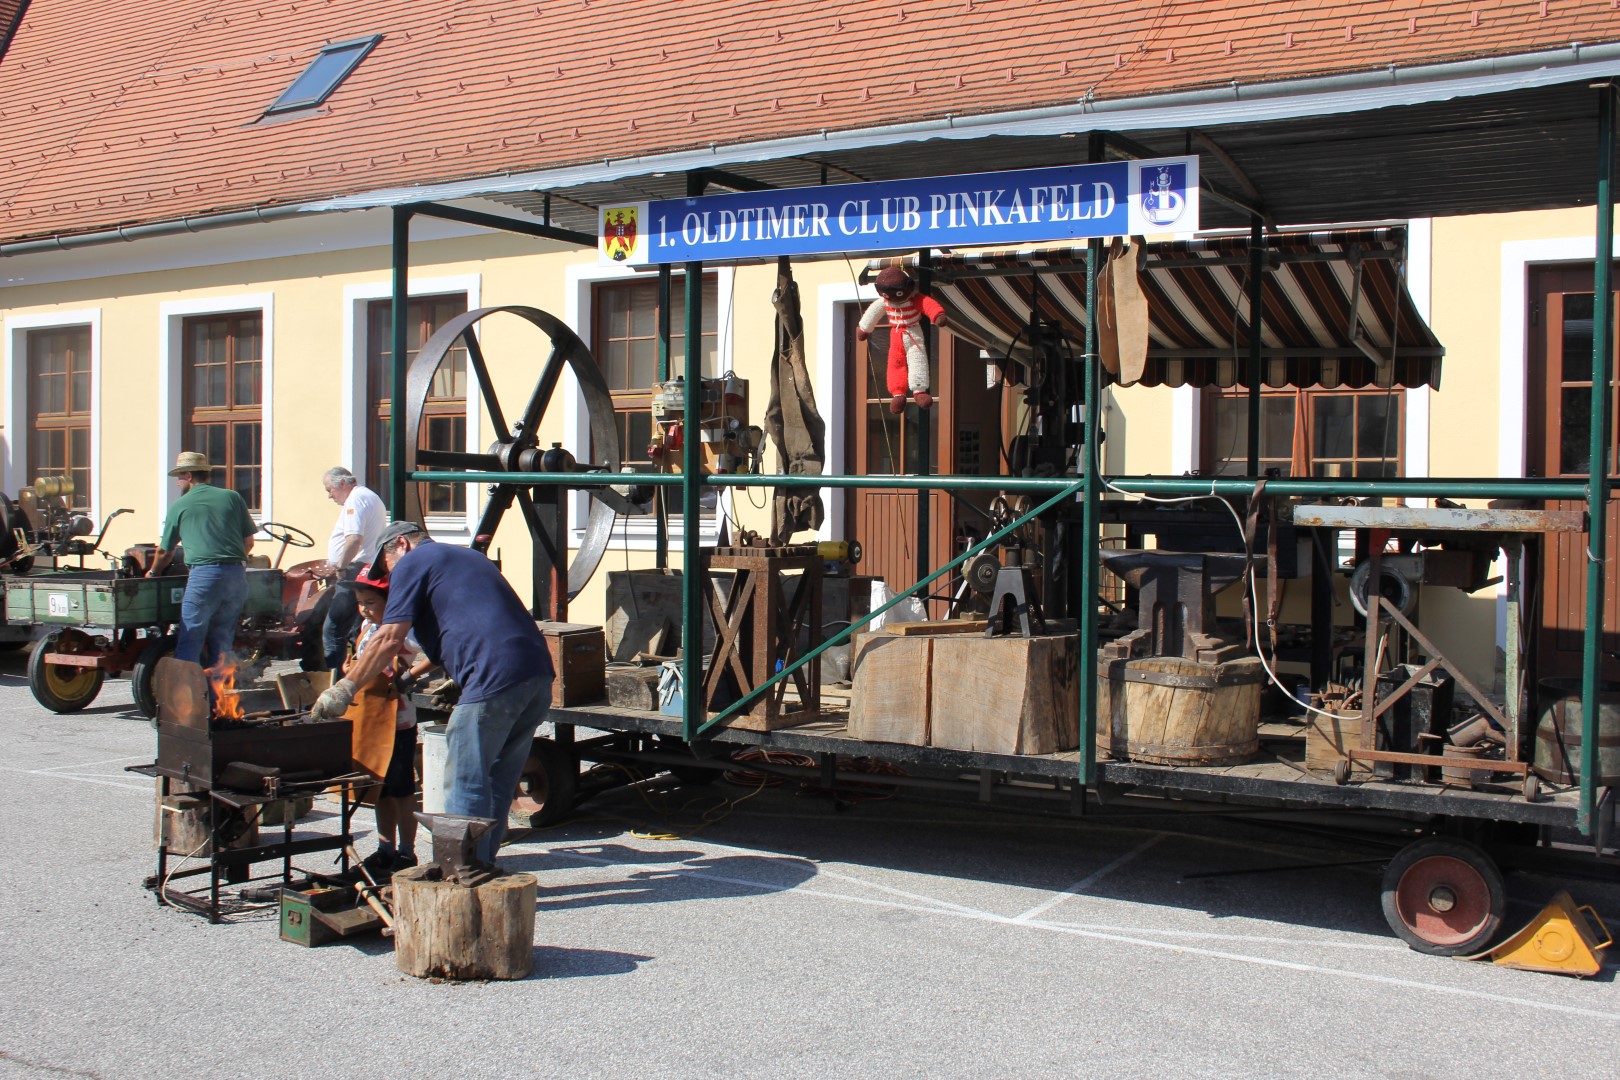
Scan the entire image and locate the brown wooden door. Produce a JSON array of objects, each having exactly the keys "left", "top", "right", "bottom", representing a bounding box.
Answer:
[
  {"left": 843, "top": 306, "right": 1001, "bottom": 617},
  {"left": 1527, "top": 265, "right": 1620, "bottom": 679}
]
